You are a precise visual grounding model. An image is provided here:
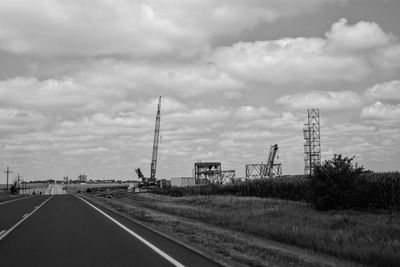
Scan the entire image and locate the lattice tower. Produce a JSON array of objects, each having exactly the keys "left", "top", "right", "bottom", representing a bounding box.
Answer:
[{"left": 303, "top": 109, "right": 321, "bottom": 175}]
